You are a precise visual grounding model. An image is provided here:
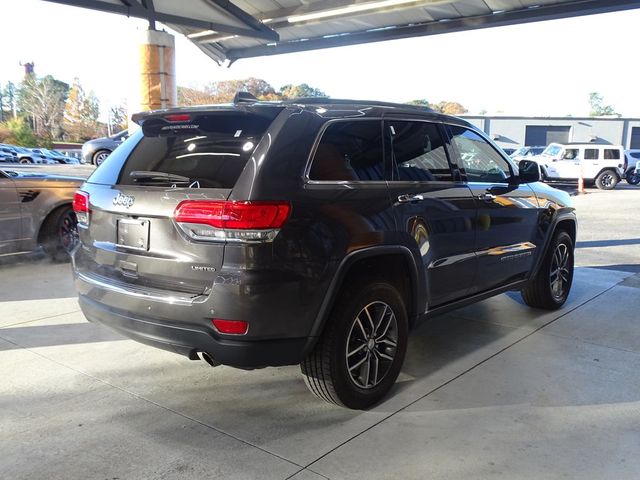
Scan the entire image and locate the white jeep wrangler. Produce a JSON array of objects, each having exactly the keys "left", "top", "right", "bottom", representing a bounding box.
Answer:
[{"left": 534, "top": 143, "right": 625, "bottom": 190}]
